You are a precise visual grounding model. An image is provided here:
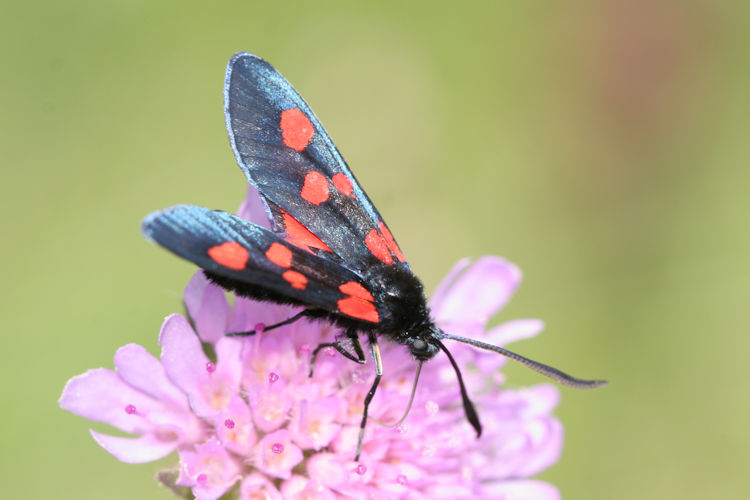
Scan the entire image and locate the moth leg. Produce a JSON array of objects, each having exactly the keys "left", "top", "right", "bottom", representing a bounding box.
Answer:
[
  {"left": 227, "top": 309, "right": 323, "bottom": 337},
  {"left": 356, "top": 331, "right": 382, "bottom": 461},
  {"left": 309, "top": 327, "right": 364, "bottom": 377}
]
